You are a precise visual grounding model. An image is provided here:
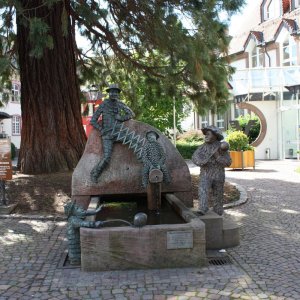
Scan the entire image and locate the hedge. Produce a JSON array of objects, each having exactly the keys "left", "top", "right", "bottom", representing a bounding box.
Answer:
[{"left": 176, "top": 140, "right": 202, "bottom": 159}]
